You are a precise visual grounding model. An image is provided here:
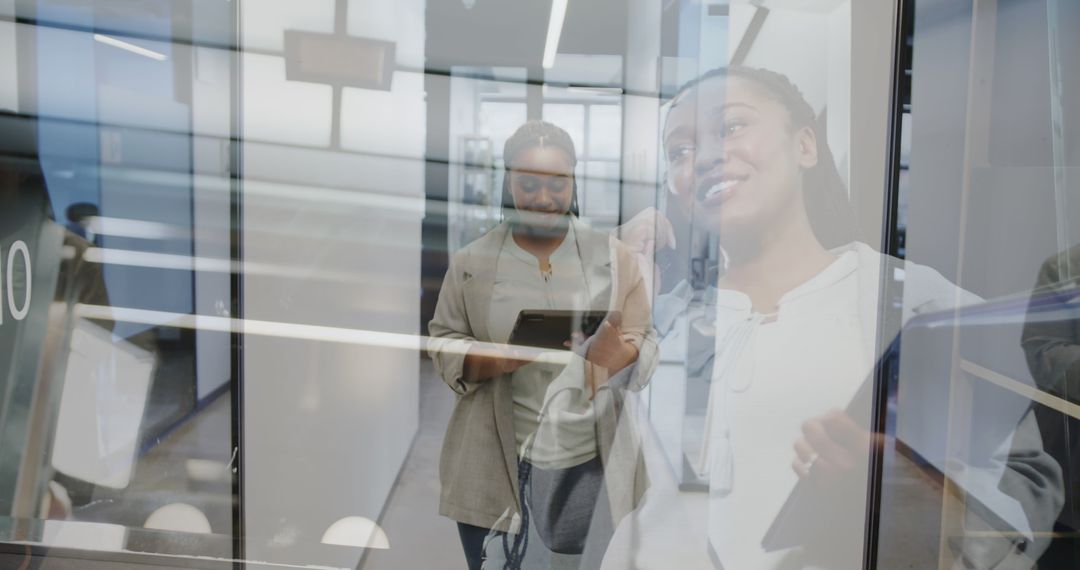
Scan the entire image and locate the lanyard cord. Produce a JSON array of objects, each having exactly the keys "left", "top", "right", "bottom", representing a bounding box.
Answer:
[
  {"left": 502, "top": 460, "right": 532, "bottom": 568},
  {"left": 500, "top": 383, "right": 593, "bottom": 568}
]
